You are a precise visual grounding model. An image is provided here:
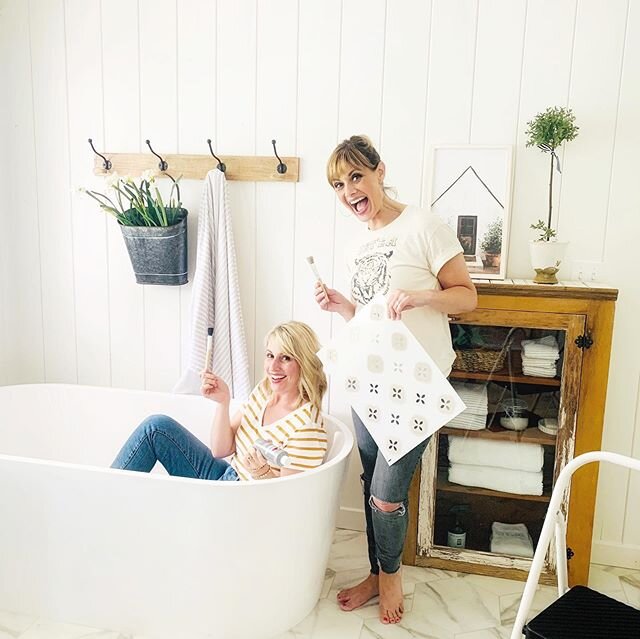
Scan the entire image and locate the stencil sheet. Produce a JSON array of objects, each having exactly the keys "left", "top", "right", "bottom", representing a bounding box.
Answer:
[{"left": 319, "top": 295, "right": 466, "bottom": 465}]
